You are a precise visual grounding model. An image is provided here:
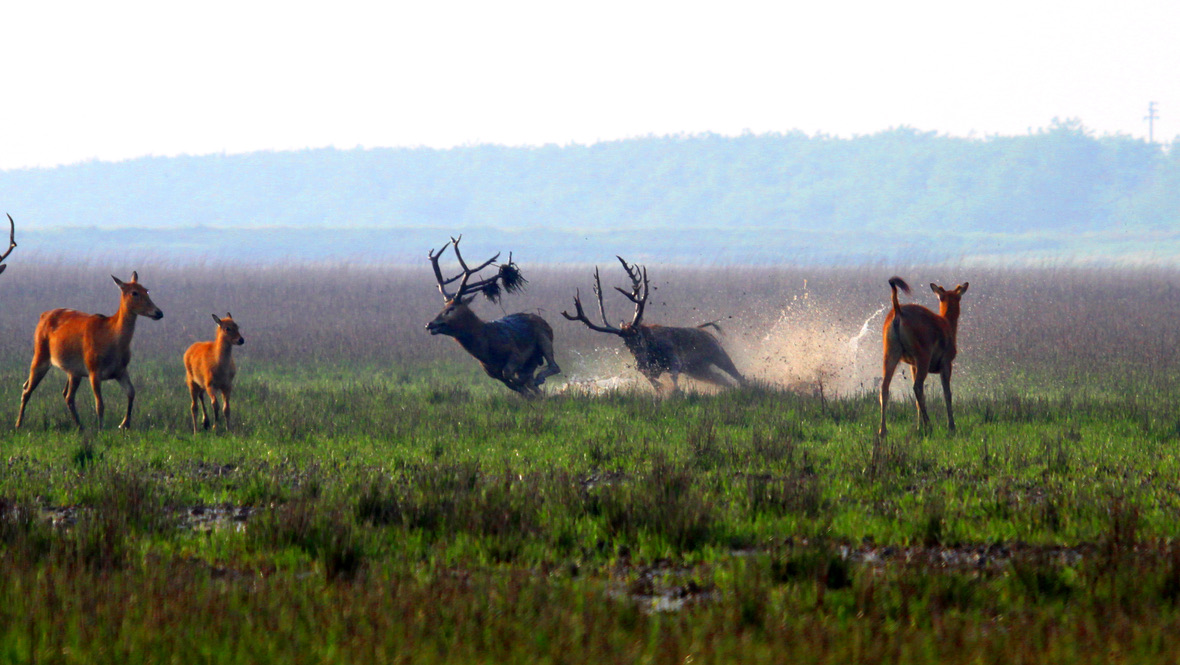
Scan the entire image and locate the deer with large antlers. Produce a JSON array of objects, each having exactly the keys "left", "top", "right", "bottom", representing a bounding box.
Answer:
[
  {"left": 426, "top": 237, "right": 560, "bottom": 396},
  {"left": 16, "top": 271, "right": 164, "bottom": 429},
  {"left": 563, "top": 257, "right": 746, "bottom": 393},
  {"left": 879, "top": 276, "right": 969, "bottom": 437}
]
